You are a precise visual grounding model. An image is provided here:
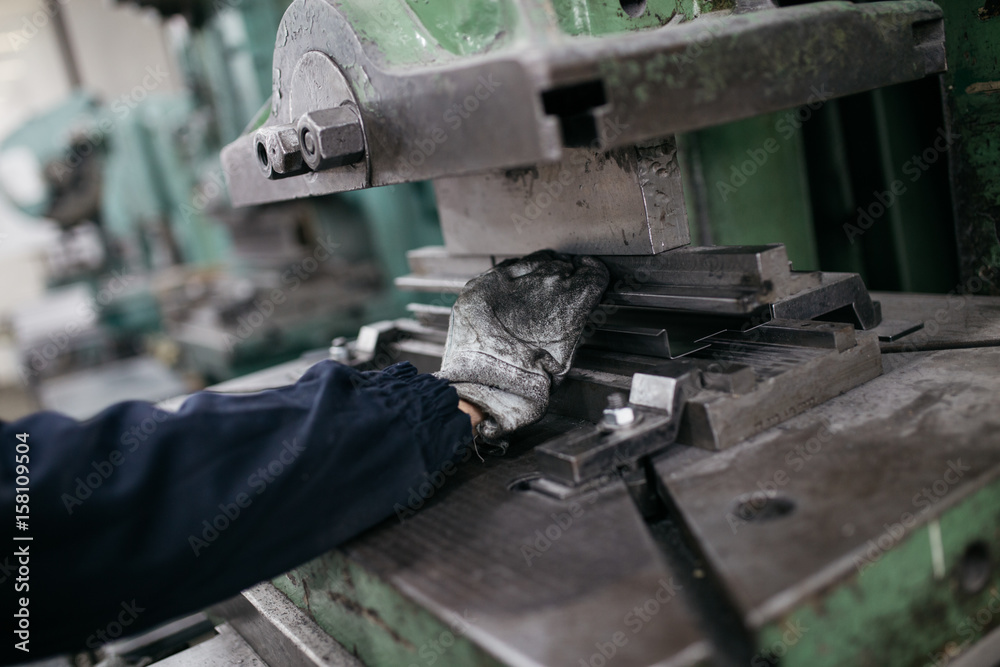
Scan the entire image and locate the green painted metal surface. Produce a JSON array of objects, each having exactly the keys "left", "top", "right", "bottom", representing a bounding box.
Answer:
[
  {"left": 760, "top": 474, "right": 1000, "bottom": 666},
  {"left": 935, "top": 0, "right": 1000, "bottom": 294},
  {"left": 800, "top": 78, "right": 959, "bottom": 293},
  {"left": 549, "top": 0, "right": 700, "bottom": 36},
  {"left": 403, "top": 0, "right": 516, "bottom": 55},
  {"left": 273, "top": 550, "right": 504, "bottom": 667},
  {"left": 333, "top": 0, "right": 739, "bottom": 67},
  {"left": 859, "top": 85, "right": 958, "bottom": 292},
  {"left": 798, "top": 98, "right": 867, "bottom": 278},
  {"left": 679, "top": 112, "right": 820, "bottom": 271},
  {"left": 0, "top": 93, "right": 99, "bottom": 217},
  {"left": 333, "top": 0, "right": 464, "bottom": 66}
]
